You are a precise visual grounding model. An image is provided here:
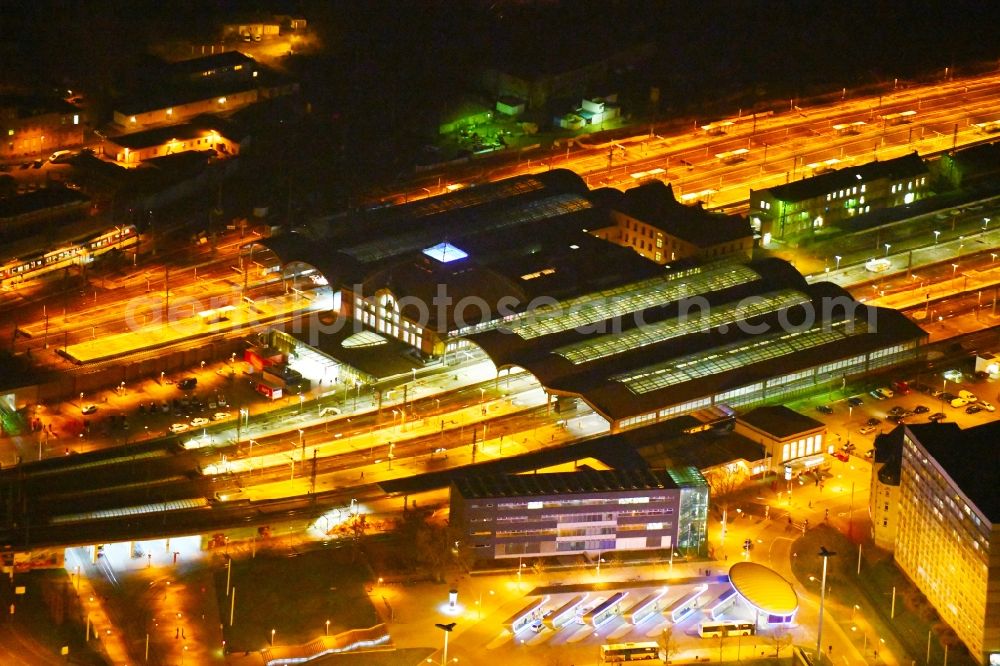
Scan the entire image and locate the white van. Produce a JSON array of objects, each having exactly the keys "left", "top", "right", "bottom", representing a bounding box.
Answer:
[{"left": 49, "top": 150, "right": 73, "bottom": 163}]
